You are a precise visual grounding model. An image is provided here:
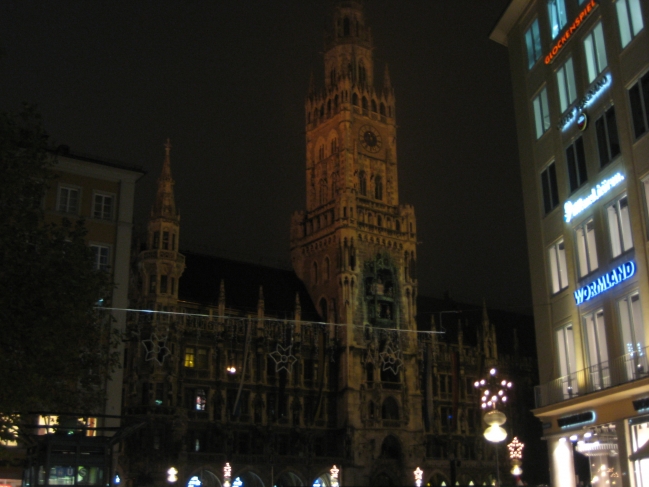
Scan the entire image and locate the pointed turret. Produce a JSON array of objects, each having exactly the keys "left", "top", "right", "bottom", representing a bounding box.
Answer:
[
  {"left": 138, "top": 140, "right": 185, "bottom": 310},
  {"left": 151, "top": 138, "right": 178, "bottom": 221}
]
